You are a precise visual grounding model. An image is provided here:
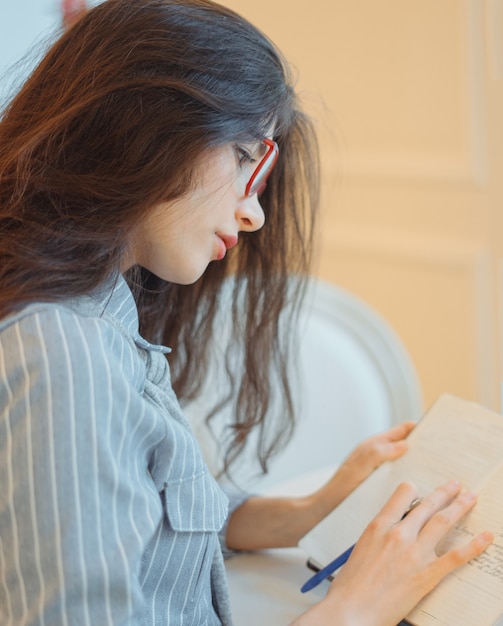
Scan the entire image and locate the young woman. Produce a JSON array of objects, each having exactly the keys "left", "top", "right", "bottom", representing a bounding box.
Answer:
[{"left": 0, "top": 1, "right": 492, "bottom": 624}]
